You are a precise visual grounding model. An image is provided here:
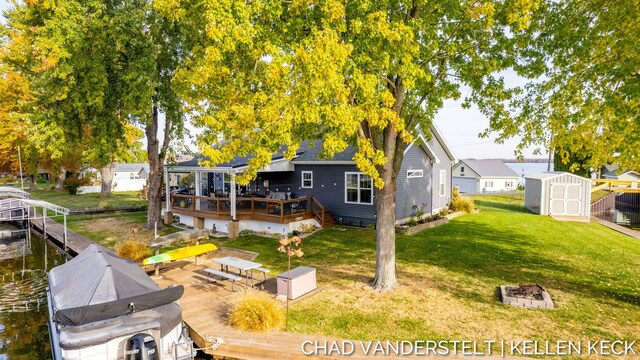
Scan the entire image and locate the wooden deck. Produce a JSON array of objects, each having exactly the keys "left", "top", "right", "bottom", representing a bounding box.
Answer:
[
  {"left": 30, "top": 217, "right": 93, "bottom": 256},
  {"left": 153, "top": 251, "right": 389, "bottom": 360},
  {"left": 171, "top": 194, "right": 328, "bottom": 226}
]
